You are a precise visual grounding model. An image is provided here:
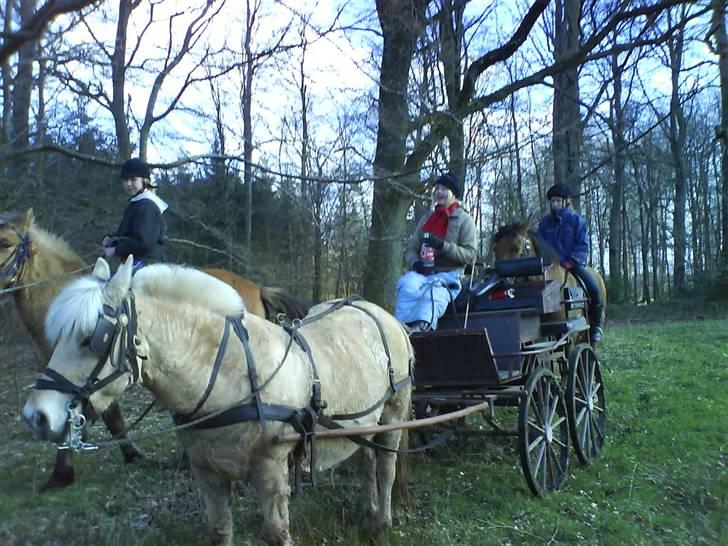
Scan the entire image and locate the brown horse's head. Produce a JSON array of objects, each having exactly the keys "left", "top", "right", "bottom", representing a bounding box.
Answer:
[
  {"left": 0, "top": 208, "right": 35, "bottom": 288},
  {"left": 492, "top": 219, "right": 560, "bottom": 266},
  {"left": 492, "top": 220, "right": 532, "bottom": 261}
]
